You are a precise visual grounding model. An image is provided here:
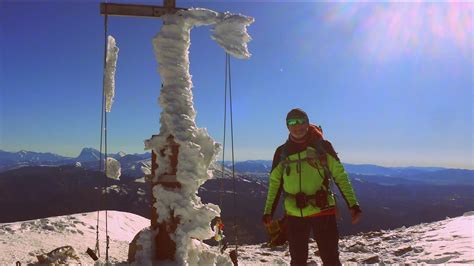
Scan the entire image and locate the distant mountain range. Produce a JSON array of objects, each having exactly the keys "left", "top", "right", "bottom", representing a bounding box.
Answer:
[
  {"left": 224, "top": 160, "right": 453, "bottom": 176},
  {"left": 0, "top": 148, "right": 150, "bottom": 175},
  {"left": 0, "top": 150, "right": 69, "bottom": 164},
  {"left": 223, "top": 160, "right": 273, "bottom": 173},
  {"left": 221, "top": 160, "right": 473, "bottom": 186},
  {"left": 1, "top": 149, "right": 472, "bottom": 186},
  {"left": 0, "top": 148, "right": 149, "bottom": 162},
  {"left": 0, "top": 164, "right": 473, "bottom": 245},
  {"left": 0, "top": 149, "right": 473, "bottom": 244}
]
